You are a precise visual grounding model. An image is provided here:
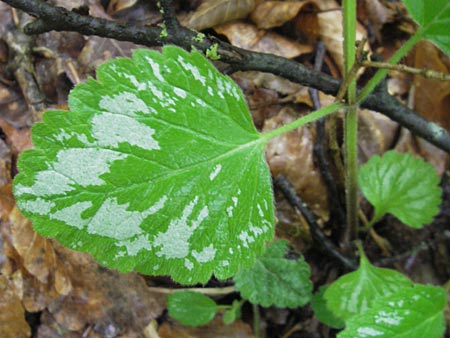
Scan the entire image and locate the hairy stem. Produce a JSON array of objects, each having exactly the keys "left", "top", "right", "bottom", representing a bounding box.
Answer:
[
  {"left": 343, "top": 0, "right": 358, "bottom": 243},
  {"left": 260, "top": 102, "right": 345, "bottom": 142}
]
